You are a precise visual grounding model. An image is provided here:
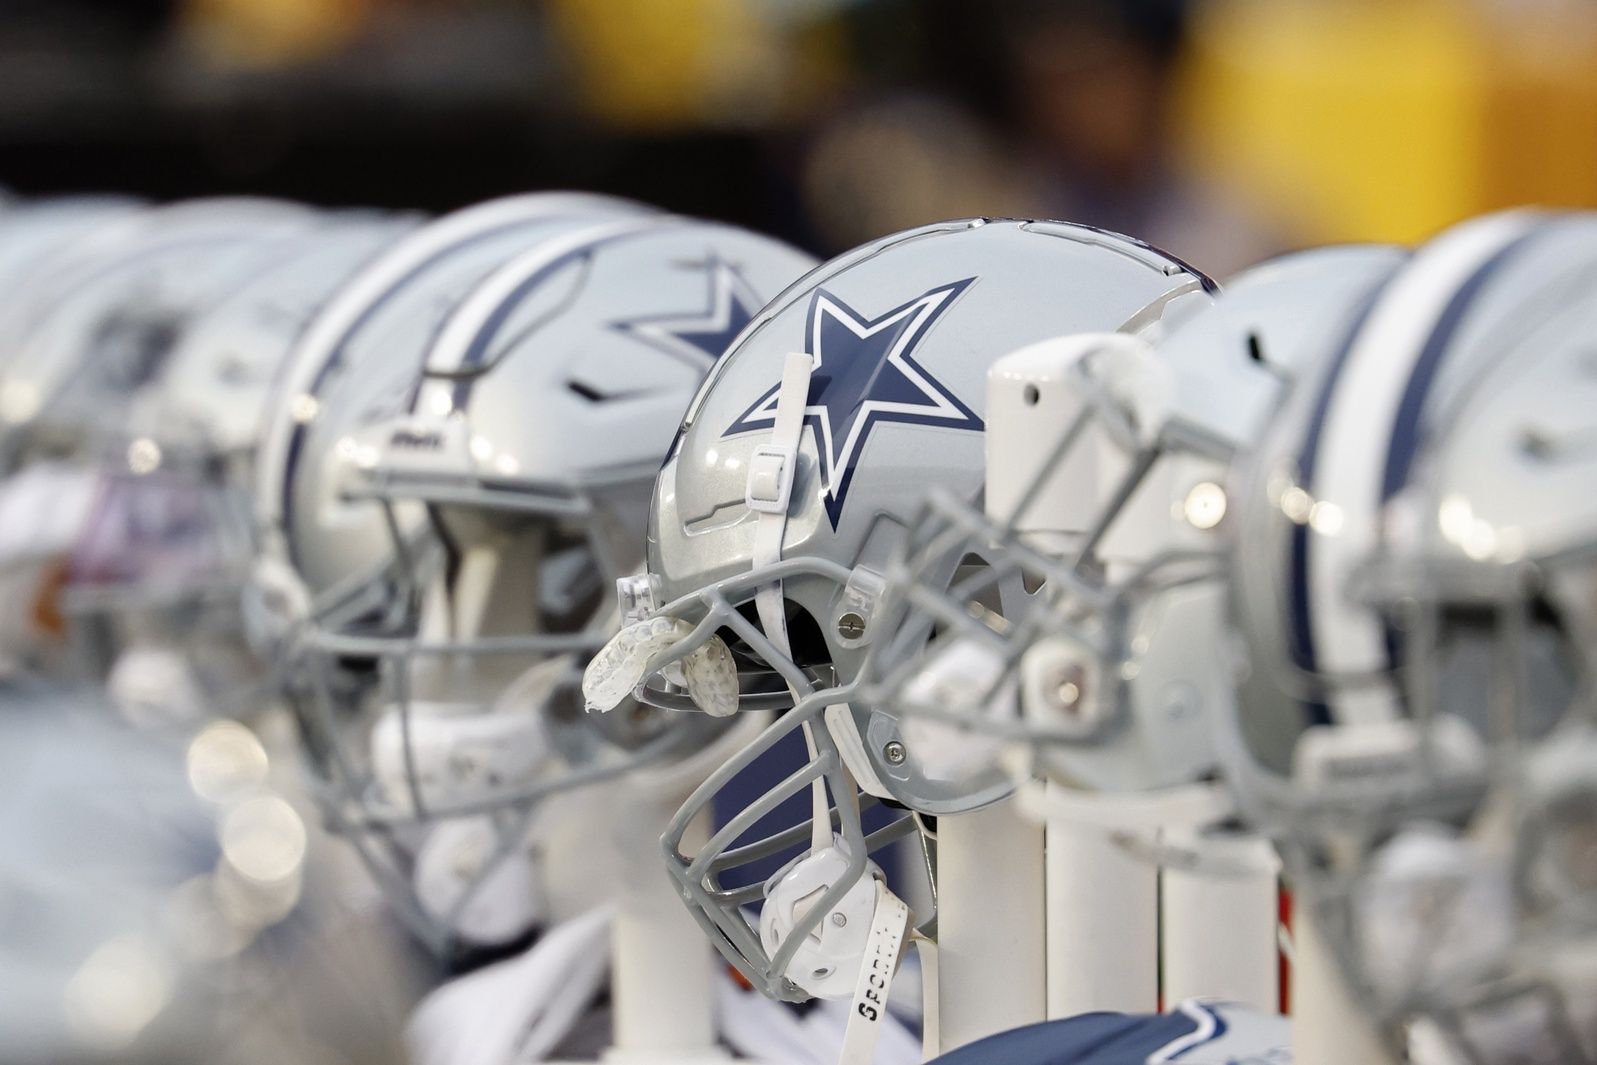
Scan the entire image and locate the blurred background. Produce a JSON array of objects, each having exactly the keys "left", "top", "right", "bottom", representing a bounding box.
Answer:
[{"left": 3, "top": 0, "right": 1597, "bottom": 277}]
